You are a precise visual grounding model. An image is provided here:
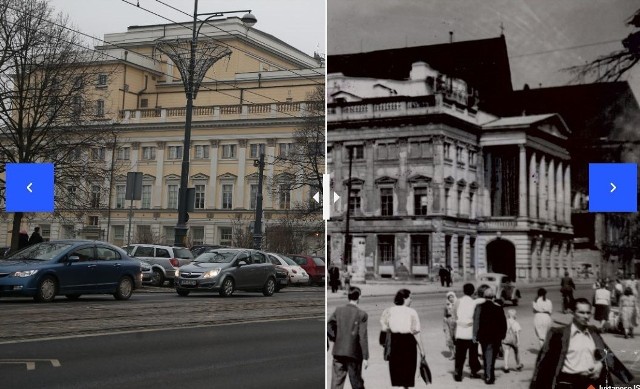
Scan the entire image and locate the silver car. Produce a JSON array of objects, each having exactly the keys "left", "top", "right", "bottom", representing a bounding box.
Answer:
[{"left": 174, "top": 248, "right": 277, "bottom": 297}]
